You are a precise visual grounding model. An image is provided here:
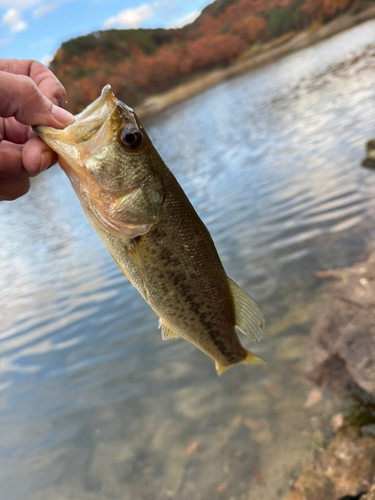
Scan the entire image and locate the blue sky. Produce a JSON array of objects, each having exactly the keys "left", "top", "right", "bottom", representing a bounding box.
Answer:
[{"left": 0, "top": 0, "right": 208, "bottom": 65}]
